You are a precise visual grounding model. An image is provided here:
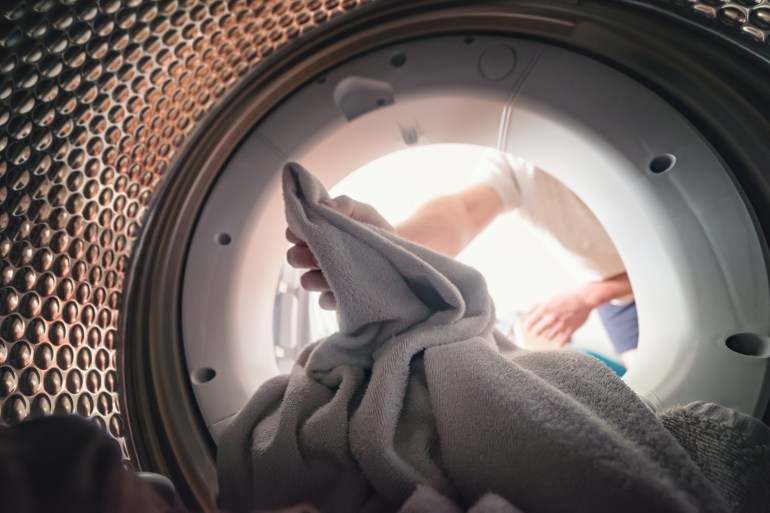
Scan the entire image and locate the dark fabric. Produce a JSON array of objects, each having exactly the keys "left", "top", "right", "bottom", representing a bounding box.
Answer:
[
  {"left": 659, "top": 402, "right": 770, "bottom": 513},
  {"left": 596, "top": 300, "right": 639, "bottom": 354},
  {"left": 0, "top": 415, "right": 177, "bottom": 513}
]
